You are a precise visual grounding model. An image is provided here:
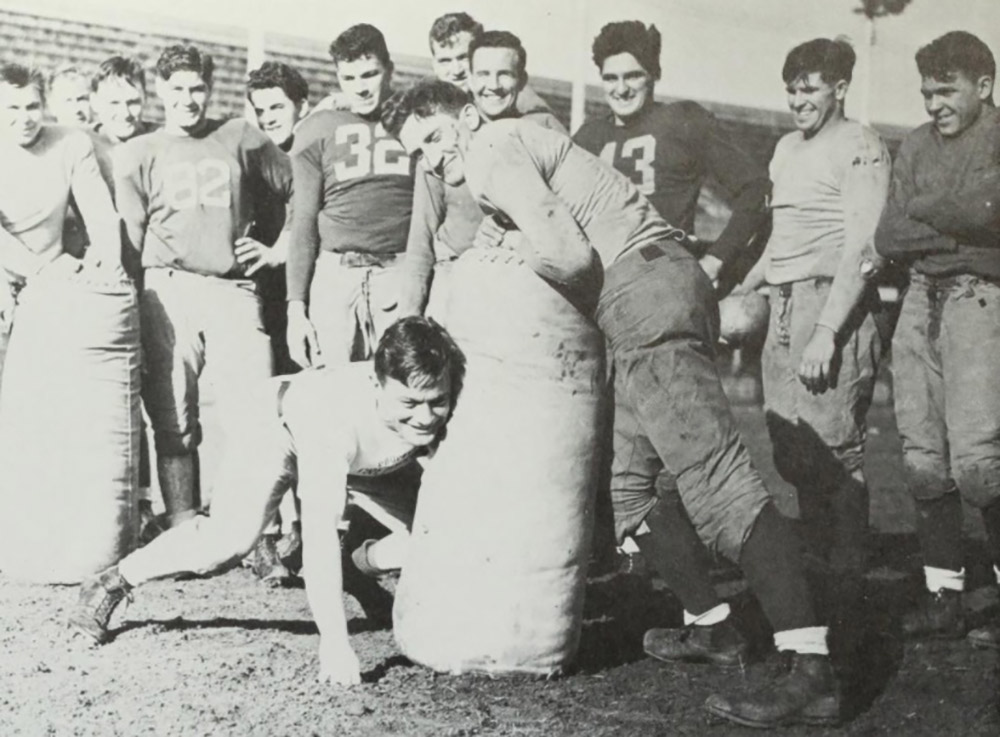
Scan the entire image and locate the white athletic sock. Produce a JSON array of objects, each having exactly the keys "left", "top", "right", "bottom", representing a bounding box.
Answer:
[
  {"left": 683, "top": 602, "right": 730, "bottom": 626},
  {"left": 774, "top": 626, "right": 829, "bottom": 656},
  {"left": 994, "top": 565, "right": 1000, "bottom": 587},
  {"left": 924, "top": 565, "right": 965, "bottom": 593}
]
